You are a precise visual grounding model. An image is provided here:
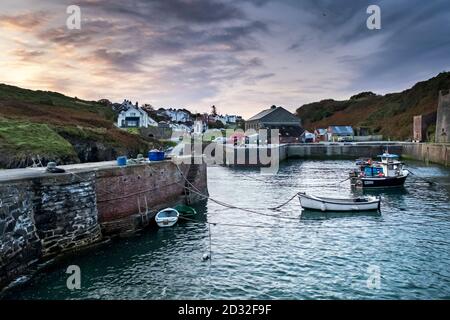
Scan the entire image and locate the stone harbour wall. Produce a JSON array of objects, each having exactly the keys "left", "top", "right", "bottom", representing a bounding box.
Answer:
[
  {"left": 0, "top": 159, "right": 208, "bottom": 290},
  {"left": 0, "top": 173, "right": 101, "bottom": 289},
  {"left": 96, "top": 161, "right": 208, "bottom": 235},
  {"left": 0, "top": 184, "right": 41, "bottom": 289},
  {"left": 32, "top": 173, "right": 102, "bottom": 256},
  {"left": 287, "top": 144, "right": 403, "bottom": 159},
  {"left": 402, "top": 143, "right": 450, "bottom": 166}
]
